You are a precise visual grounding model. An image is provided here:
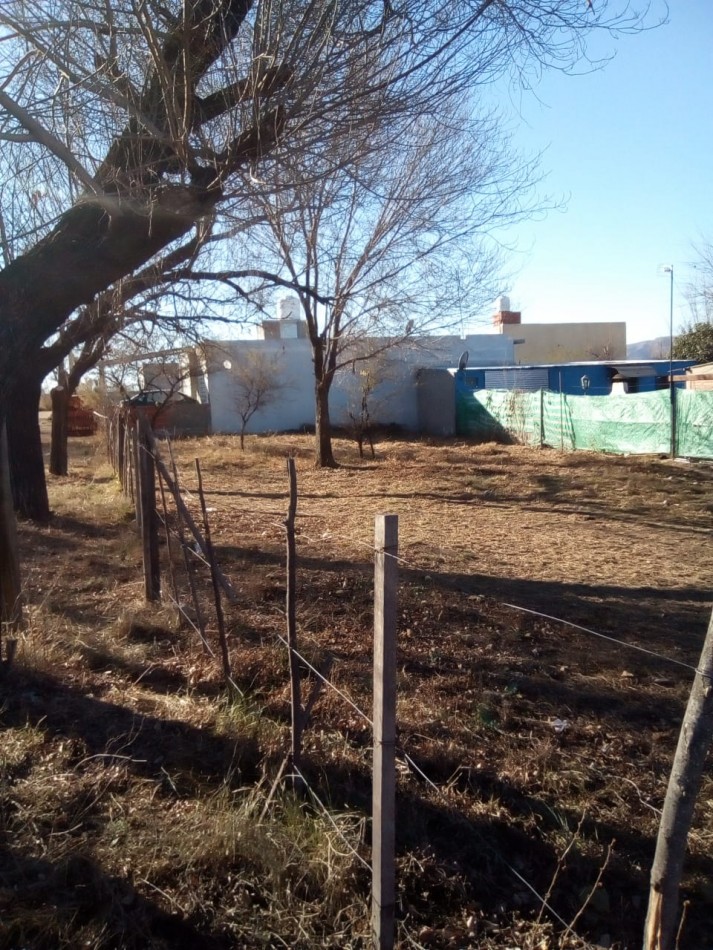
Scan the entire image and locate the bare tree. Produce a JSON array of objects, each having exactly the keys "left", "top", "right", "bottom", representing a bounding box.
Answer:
[
  {"left": 0, "top": 0, "right": 653, "bottom": 405},
  {"left": 0, "top": 0, "right": 656, "bottom": 595},
  {"left": 246, "top": 104, "right": 531, "bottom": 466},
  {"left": 685, "top": 241, "right": 713, "bottom": 326},
  {"left": 229, "top": 350, "right": 287, "bottom": 448},
  {"left": 6, "top": 231, "right": 209, "bottom": 517},
  {"left": 342, "top": 350, "right": 394, "bottom": 459}
]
